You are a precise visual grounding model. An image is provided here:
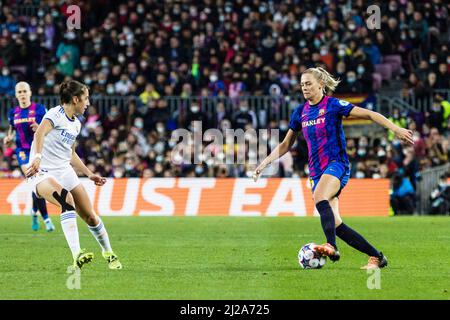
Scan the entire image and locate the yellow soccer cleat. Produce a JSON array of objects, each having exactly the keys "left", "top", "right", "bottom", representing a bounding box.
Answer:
[
  {"left": 102, "top": 251, "right": 123, "bottom": 270},
  {"left": 73, "top": 249, "right": 94, "bottom": 269}
]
